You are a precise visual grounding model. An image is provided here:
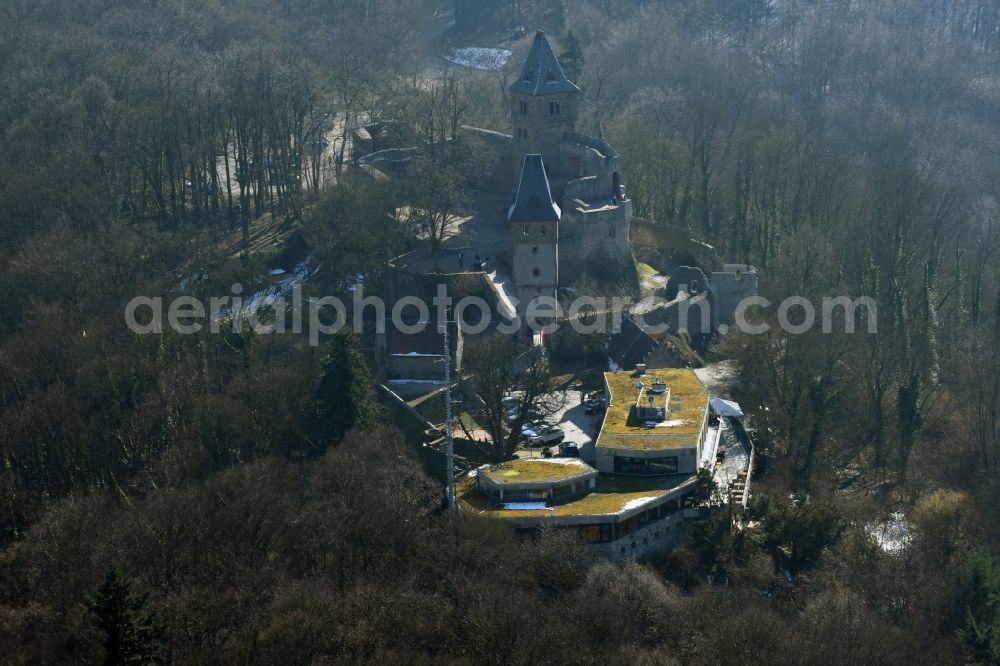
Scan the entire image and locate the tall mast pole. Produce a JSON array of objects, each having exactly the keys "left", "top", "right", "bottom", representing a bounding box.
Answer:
[{"left": 442, "top": 320, "right": 456, "bottom": 511}]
